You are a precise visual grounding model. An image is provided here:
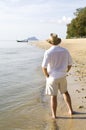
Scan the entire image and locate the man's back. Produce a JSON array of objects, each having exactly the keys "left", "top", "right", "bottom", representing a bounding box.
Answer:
[{"left": 42, "top": 45, "right": 72, "bottom": 79}]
